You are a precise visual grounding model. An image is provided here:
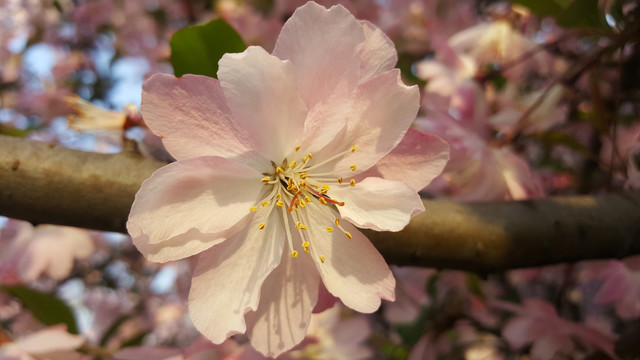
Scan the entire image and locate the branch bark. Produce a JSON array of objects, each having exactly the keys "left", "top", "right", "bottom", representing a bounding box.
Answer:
[{"left": 2, "top": 134, "right": 639, "bottom": 272}]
